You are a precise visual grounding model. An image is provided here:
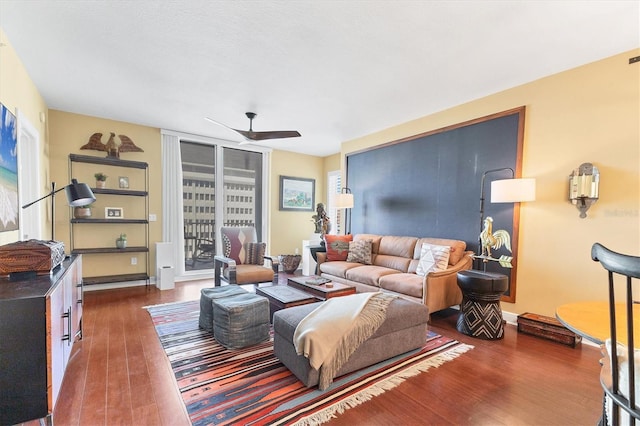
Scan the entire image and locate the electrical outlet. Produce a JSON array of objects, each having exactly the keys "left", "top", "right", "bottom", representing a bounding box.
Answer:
[{"left": 131, "top": 257, "right": 137, "bottom": 265}]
